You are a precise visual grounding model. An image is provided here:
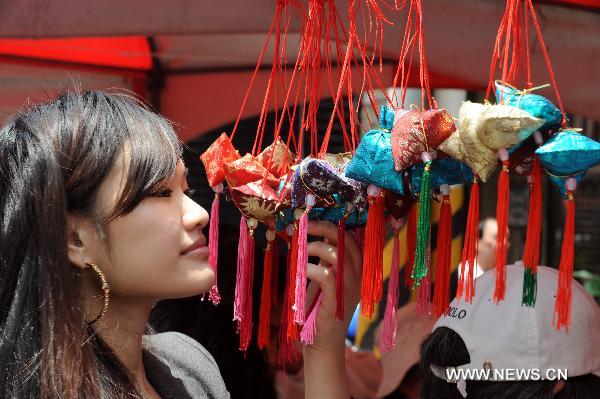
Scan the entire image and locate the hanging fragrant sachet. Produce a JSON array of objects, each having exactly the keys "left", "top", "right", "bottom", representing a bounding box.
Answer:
[
  {"left": 230, "top": 180, "right": 289, "bottom": 224},
  {"left": 495, "top": 81, "right": 562, "bottom": 133},
  {"left": 224, "top": 154, "right": 280, "bottom": 189},
  {"left": 200, "top": 132, "right": 241, "bottom": 187},
  {"left": 346, "top": 106, "right": 405, "bottom": 194},
  {"left": 535, "top": 129, "right": 600, "bottom": 330},
  {"left": 408, "top": 154, "right": 473, "bottom": 194},
  {"left": 391, "top": 108, "right": 456, "bottom": 171},
  {"left": 200, "top": 133, "right": 241, "bottom": 303},
  {"left": 257, "top": 138, "right": 295, "bottom": 179}
]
